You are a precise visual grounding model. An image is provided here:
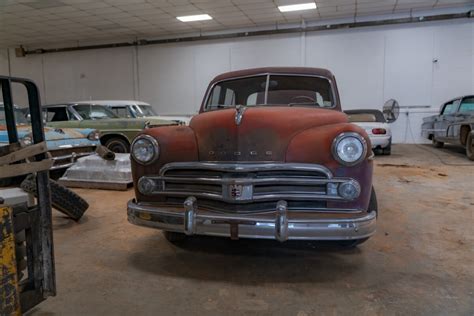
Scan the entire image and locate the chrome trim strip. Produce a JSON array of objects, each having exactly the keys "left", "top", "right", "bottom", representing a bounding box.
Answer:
[
  {"left": 147, "top": 190, "right": 347, "bottom": 202},
  {"left": 50, "top": 152, "right": 90, "bottom": 161},
  {"left": 160, "top": 162, "right": 333, "bottom": 178},
  {"left": 155, "top": 176, "right": 348, "bottom": 185}
]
